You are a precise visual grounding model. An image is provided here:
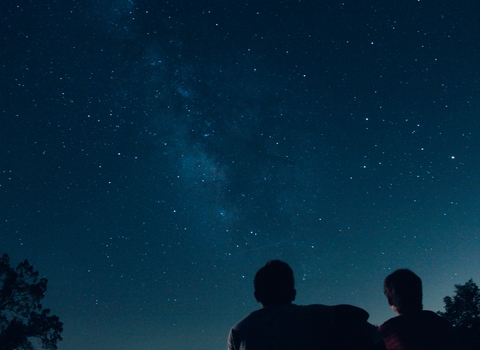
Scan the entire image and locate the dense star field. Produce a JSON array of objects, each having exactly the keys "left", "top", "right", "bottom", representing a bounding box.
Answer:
[{"left": 1, "top": 1, "right": 479, "bottom": 349}]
